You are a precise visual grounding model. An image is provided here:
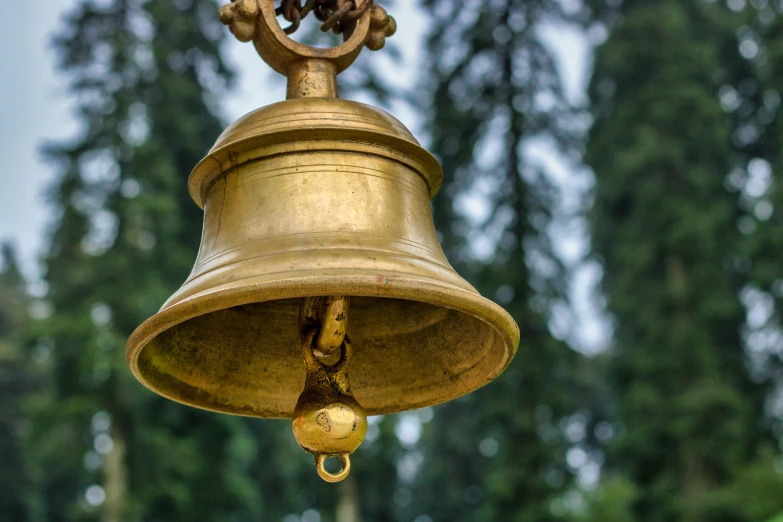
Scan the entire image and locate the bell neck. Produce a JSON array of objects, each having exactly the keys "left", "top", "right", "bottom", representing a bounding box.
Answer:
[{"left": 286, "top": 59, "right": 339, "bottom": 99}]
